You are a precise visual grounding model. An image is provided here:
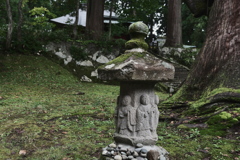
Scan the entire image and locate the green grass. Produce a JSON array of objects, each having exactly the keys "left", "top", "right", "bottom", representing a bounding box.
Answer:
[{"left": 0, "top": 54, "right": 239, "bottom": 159}]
